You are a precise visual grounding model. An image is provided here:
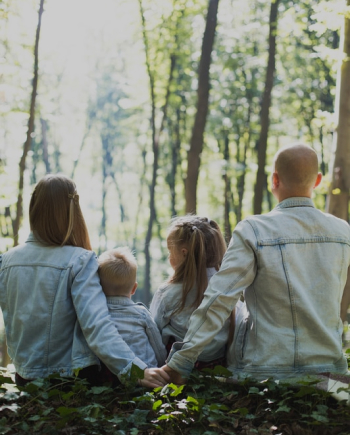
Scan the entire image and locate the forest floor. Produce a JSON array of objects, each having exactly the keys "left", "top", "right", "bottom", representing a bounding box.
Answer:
[{"left": 1, "top": 362, "right": 350, "bottom": 435}]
